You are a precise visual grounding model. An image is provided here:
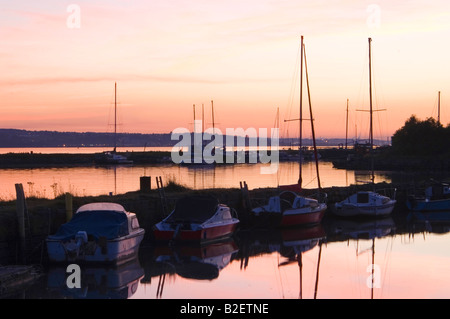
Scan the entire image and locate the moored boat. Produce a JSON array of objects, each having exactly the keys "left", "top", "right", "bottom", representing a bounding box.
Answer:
[
  {"left": 94, "top": 82, "right": 133, "bottom": 166},
  {"left": 249, "top": 36, "right": 327, "bottom": 228},
  {"left": 406, "top": 181, "right": 450, "bottom": 212},
  {"left": 46, "top": 202, "right": 145, "bottom": 265},
  {"left": 251, "top": 191, "right": 327, "bottom": 227},
  {"left": 95, "top": 151, "right": 133, "bottom": 165},
  {"left": 331, "top": 38, "right": 397, "bottom": 218},
  {"left": 333, "top": 191, "right": 396, "bottom": 217},
  {"left": 153, "top": 195, "right": 239, "bottom": 243}
]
